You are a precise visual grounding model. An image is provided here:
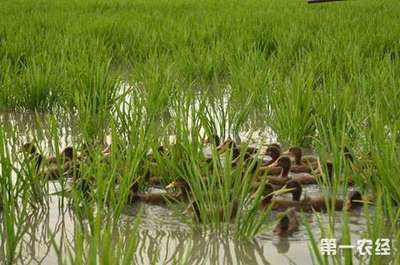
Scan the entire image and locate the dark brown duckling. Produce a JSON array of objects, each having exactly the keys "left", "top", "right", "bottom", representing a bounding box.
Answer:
[
  {"left": 287, "top": 147, "right": 314, "bottom": 173},
  {"left": 130, "top": 177, "right": 192, "bottom": 205},
  {"left": 253, "top": 179, "right": 301, "bottom": 201},
  {"left": 20, "top": 142, "right": 43, "bottom": 172},
  {"left": 44, "top": 147, "right": 78, "bottom": 180},
  {"left": 128, "top": 180, "right": 172, "bottom": 205},
  {"left": 47, "top": 146, "right": 75, "bottom": 164},
  {"left": 302, "top": 190, "right": 365, "bottom": 212},
  {"left": 273, "top": 208, "right": 299, "bottom": 237},
  {"left": 261, "top": 156, "right": 292, "bottom": 186},
  {"left": 218, "top": 138, "right": 258, "bottom": 162},
  {"left": 260, "top": 182, "right": 303, "bottom": 211},
  {"left": 267, "top": 143, "right": 282, "bottom": 153}
]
